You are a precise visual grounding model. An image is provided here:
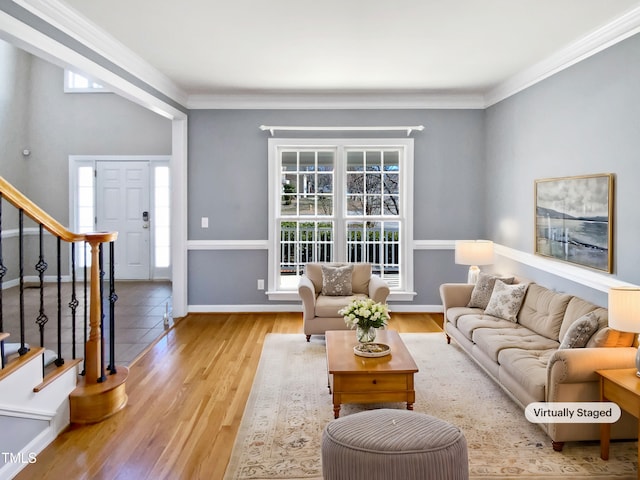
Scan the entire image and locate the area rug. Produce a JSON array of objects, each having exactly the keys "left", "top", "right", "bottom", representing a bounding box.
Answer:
[{"left": 224, "top": 333, "right": 638, "bottom": 479}]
